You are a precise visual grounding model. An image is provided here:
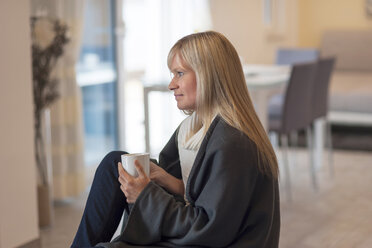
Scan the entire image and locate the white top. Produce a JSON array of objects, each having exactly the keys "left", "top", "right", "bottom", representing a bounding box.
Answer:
[{"left": 177, "top": 113, "right": 206, "bottom": 190}]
